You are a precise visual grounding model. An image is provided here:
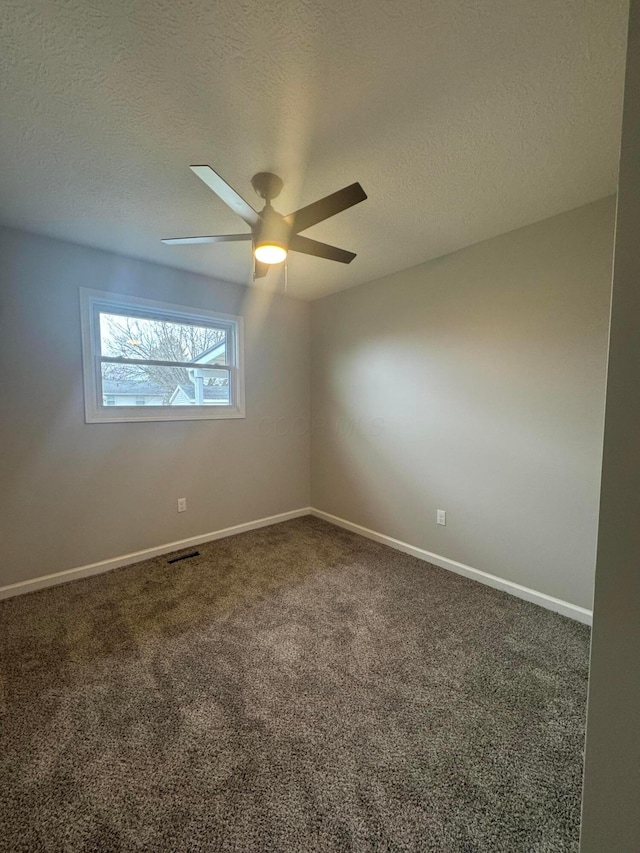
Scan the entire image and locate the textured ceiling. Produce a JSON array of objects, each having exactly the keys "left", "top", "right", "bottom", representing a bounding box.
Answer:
[{"left": 0, "top": 0, "right": 629, "bottom": 300}]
